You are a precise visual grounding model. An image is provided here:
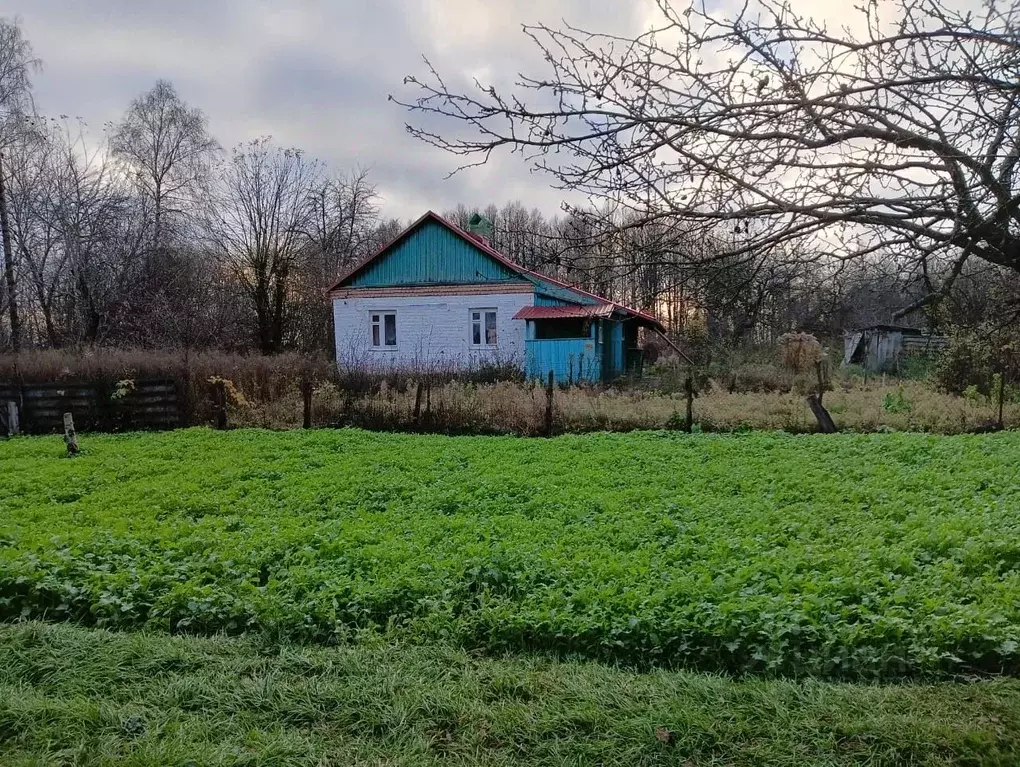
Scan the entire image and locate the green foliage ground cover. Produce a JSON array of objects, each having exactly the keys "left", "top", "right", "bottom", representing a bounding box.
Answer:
[
  {"left": 4, "top": 621, "right": 1020, "bottom": 766},
  {"left": 2, "top": 428, "right": 1019, "bottom": 679}
]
